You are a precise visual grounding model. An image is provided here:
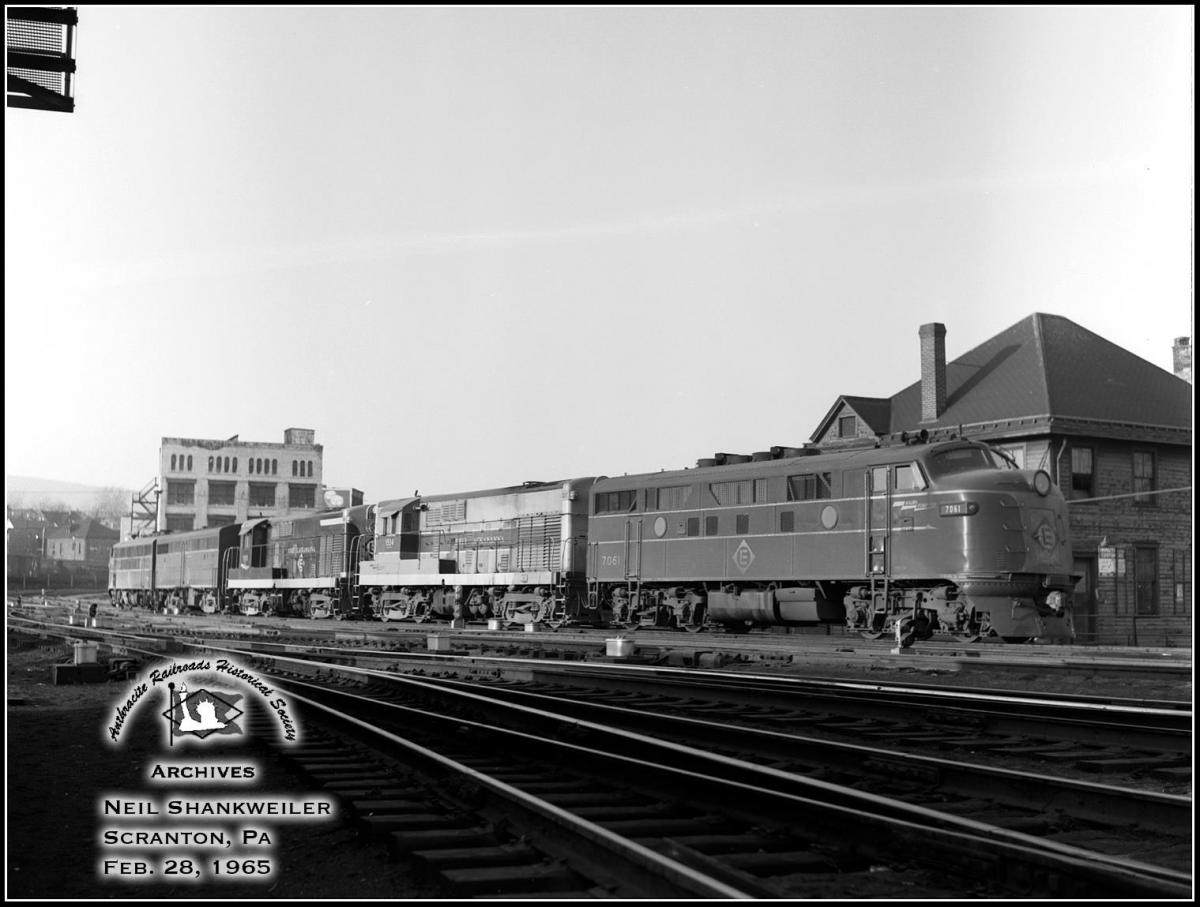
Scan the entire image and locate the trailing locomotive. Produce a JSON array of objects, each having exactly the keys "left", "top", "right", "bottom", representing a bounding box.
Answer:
[
  {"left": 109, "top": 506, "right": 374, "bottom": 617},
  {"left": 225, "top": 504, "right": 374, "bottom": 617},
  {"left": 109, "top": 524, "right": 238, "bottom": 612},
  {"left": 587, "top": 439, "right": 1076, "bottom": 643},
  {"left": 358, "top": 478, "right": 597, "bottom": 625}
]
